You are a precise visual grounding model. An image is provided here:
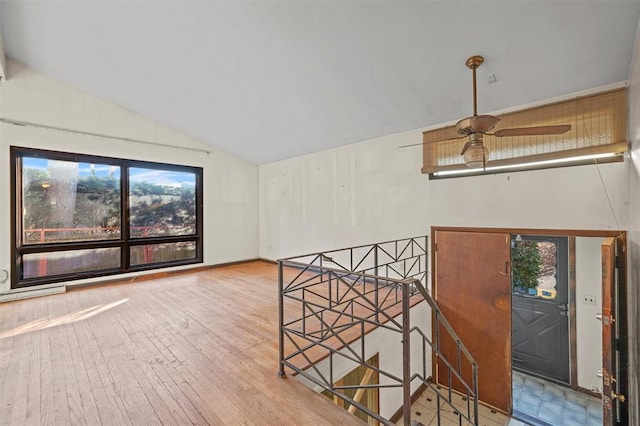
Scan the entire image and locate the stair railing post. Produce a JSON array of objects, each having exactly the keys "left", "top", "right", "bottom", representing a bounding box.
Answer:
[
  {"left": 473, "top": 363, "right": 479, "bottom": 424},
  {"left": 278, "top": 260, "right": 286, "bottom": 378},
  {"left": 402, "top": 281, "right": 411, "bottom": 426},
  {"left": 374, "top": 244, "right": 379, "bottom": 322}
]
